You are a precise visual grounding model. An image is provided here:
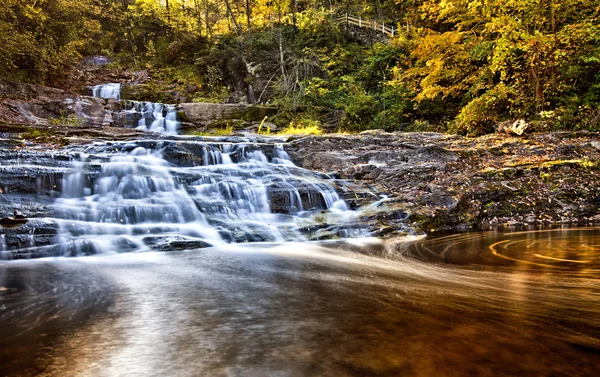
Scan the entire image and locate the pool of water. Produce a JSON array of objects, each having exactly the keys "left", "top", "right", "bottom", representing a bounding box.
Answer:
[{"left": 0, "top": 229, "right": 598, "bottom": 376}]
